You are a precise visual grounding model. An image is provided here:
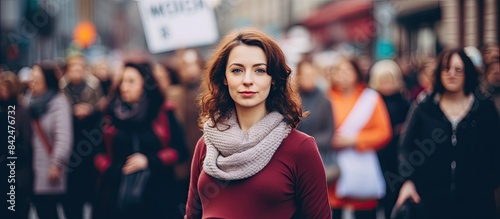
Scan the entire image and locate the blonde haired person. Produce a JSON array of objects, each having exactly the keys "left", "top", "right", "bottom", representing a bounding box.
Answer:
[
  {"left": 368, "top": 60, "right": 410, "bottom": 219},
  {"left": 369, "top": 60, "right": 404, "bottom": 95}
]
